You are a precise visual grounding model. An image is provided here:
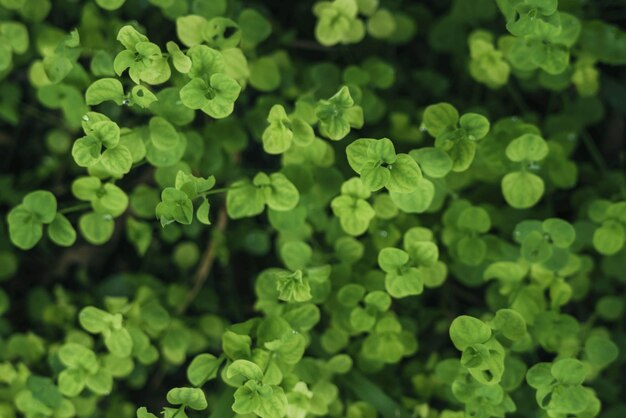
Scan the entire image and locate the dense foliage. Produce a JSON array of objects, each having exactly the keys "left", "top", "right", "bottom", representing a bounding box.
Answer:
[{"left": 1, "top": 0, "right": 625, "bottom": 417}]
